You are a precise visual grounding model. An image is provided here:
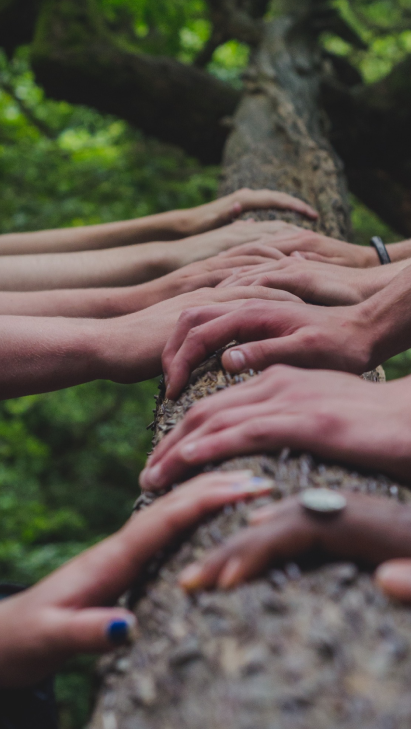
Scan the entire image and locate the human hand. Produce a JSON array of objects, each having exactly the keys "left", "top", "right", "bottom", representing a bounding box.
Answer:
[
  {"left": 154, "top": 244, "right": 288, "bottom": 300},
  {"left": 96, "top": 286, "right": 301, "bottom": 385},
  {"left": 174, "top": 220, "right": 308, "bottom": 267},
  {"left": 178, "top": 492, "right": 411, "bottom": 602},
  {"left": 162, "top": 297, "right": 376, "bottom": 400},
  {"left": 0, "top": 470, "right": 275, "bottom": 687},
  {"left": 218, "top": 257, "right": 401, "bottom": 305},
  {"left": 180, "top": 189, "right": 318, "bottom": 236},
  {"left": 140, "top": 366, "right": 411, "bottom": 491},
  {"left": 252, "top": 227, "right": 379, "bottom": 268}
]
